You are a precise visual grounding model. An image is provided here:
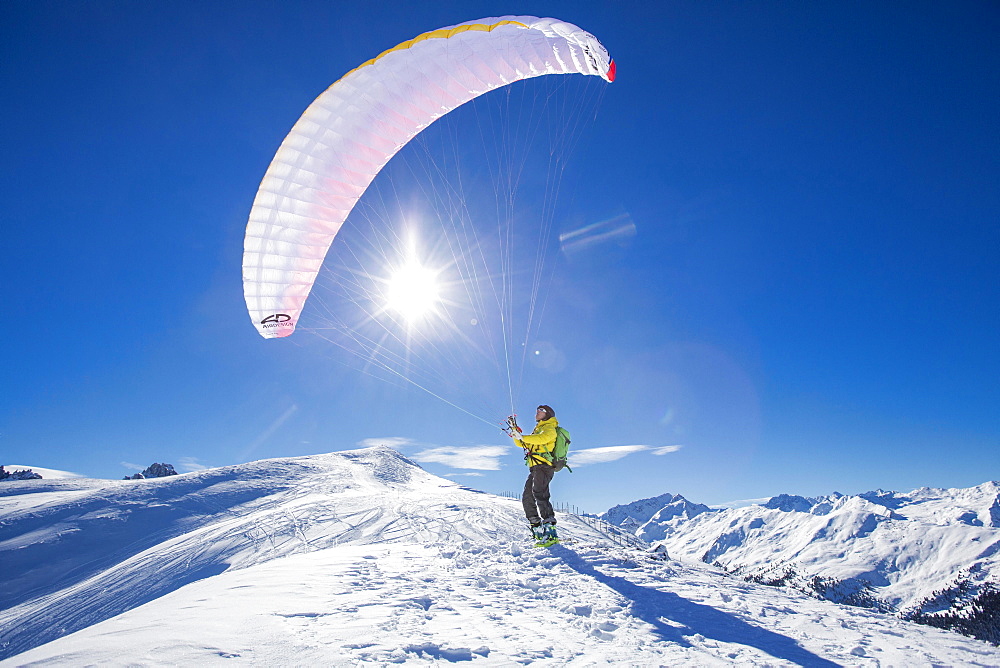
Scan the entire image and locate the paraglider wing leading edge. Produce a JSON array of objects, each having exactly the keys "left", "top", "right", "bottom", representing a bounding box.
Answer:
[{"left": 242, "top": 16, "right": 615, "bottom": 338}]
